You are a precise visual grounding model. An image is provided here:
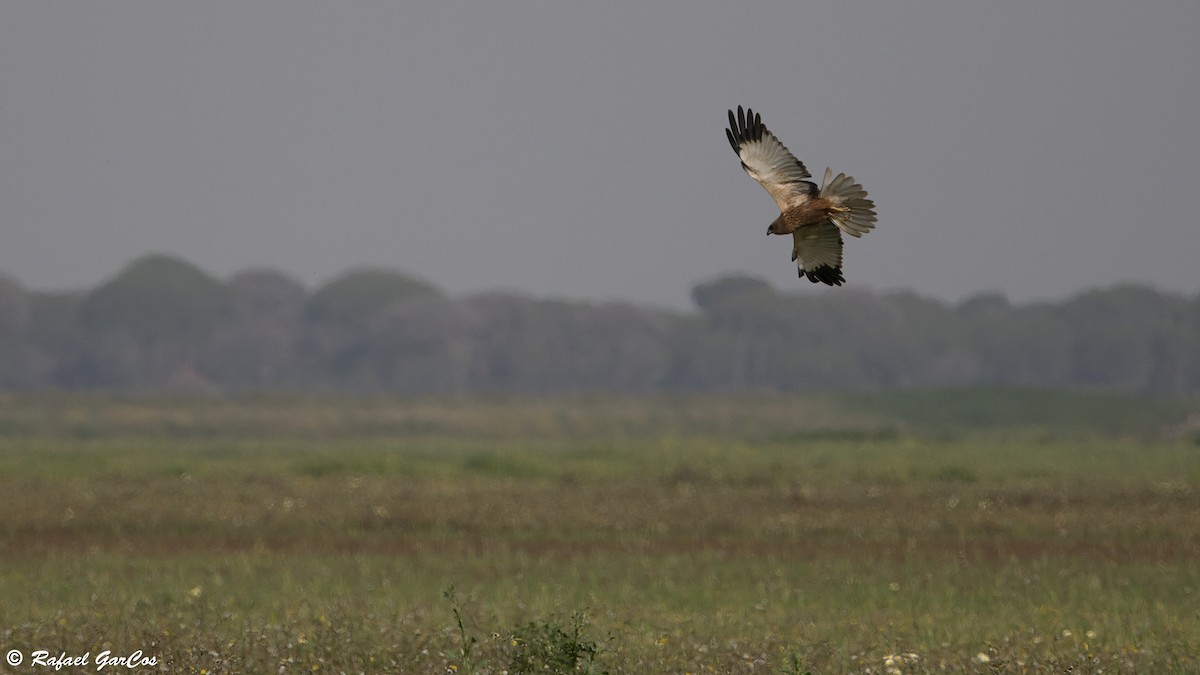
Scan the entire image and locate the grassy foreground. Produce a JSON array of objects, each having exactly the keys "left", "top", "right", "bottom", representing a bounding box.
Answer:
[{"left": 1, "top": 391, "right": 1198, "bottom": 673}]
